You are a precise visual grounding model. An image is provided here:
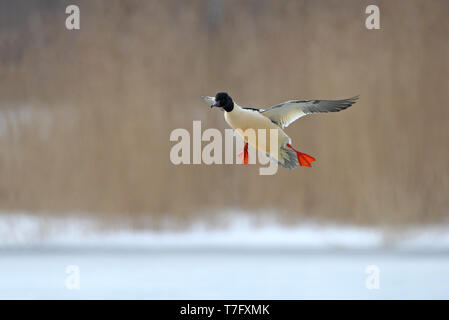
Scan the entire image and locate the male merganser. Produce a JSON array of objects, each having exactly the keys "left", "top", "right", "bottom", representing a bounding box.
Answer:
[{"left": 202, "top": 92, "right": 358, "bottom": 169}]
